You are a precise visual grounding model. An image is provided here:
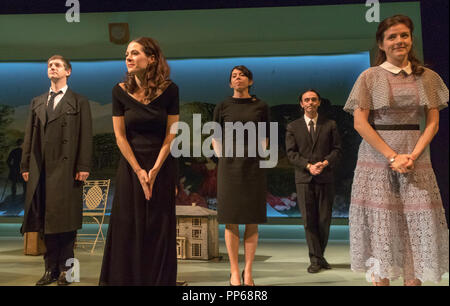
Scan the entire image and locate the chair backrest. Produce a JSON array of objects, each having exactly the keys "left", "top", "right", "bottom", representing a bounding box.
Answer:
[{"left": 82, "top": 179, "right": 110, "bottom": 213}]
